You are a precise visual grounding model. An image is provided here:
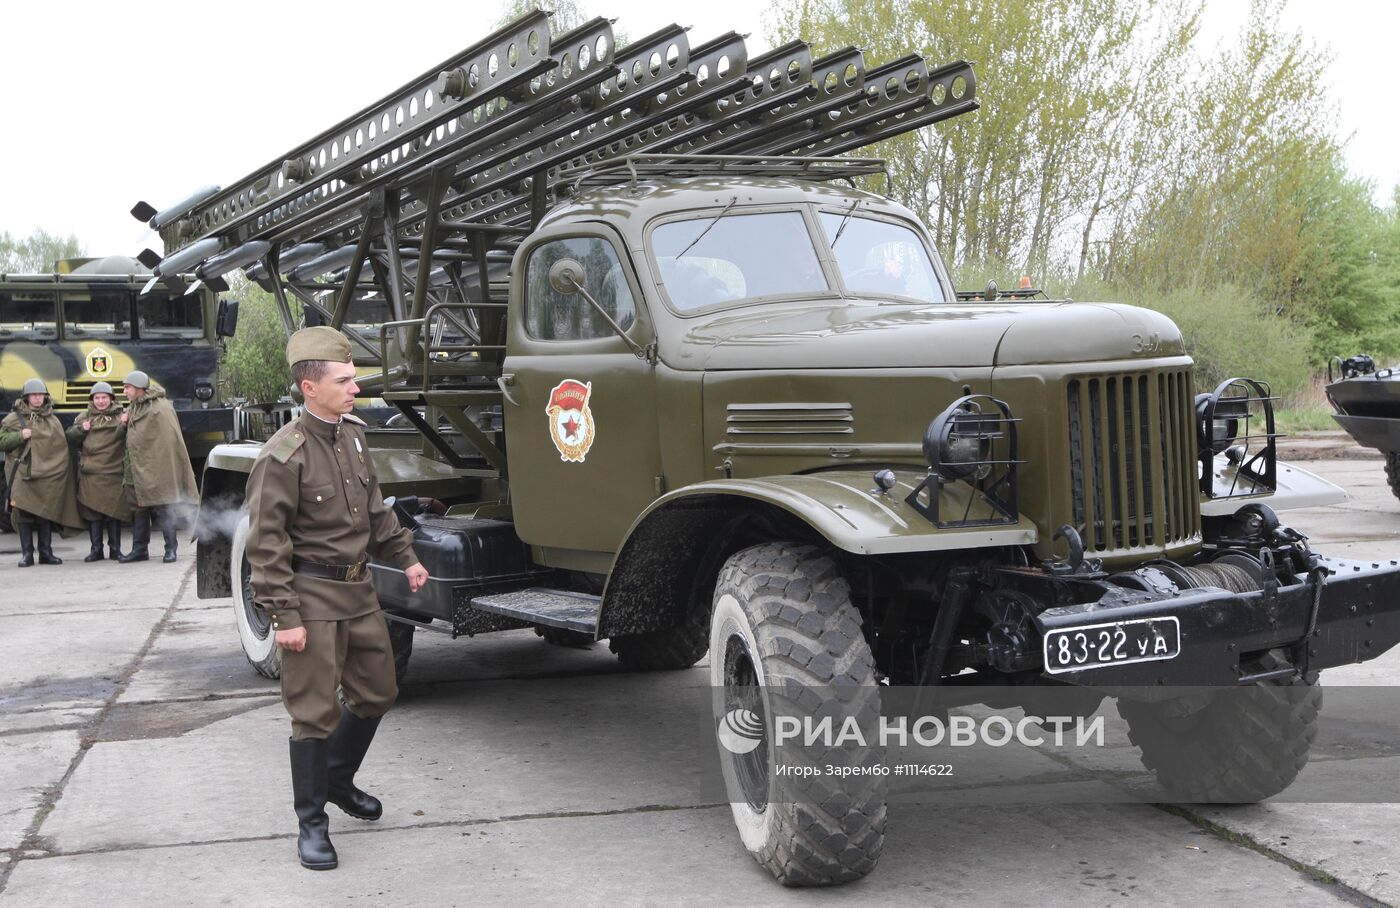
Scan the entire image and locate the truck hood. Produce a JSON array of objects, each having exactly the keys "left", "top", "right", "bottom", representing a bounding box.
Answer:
[{"left": 667, "top": 301, "right": 1184, "bottom": 370}]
